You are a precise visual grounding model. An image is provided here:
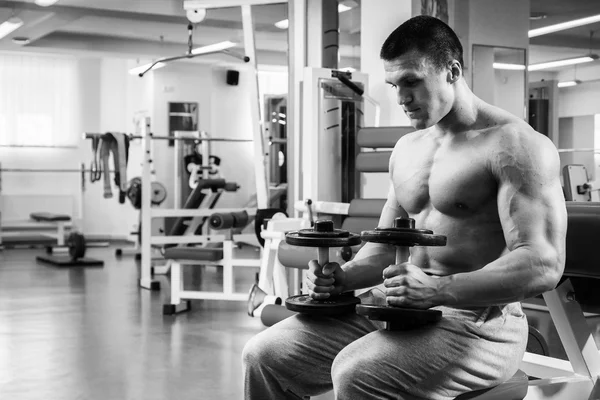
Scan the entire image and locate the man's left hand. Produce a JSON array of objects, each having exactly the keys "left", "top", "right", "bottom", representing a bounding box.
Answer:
[{"left": 382, "top": 262, "right": 442, "bottom": 309}]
